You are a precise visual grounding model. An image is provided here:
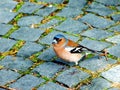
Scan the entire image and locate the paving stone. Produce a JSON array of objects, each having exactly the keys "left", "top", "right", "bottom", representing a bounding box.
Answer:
[
  {"left": 80, "top": 38, "right": 111, "bottom": 51},
  {"left": 112, "top": 14, "right": 120, "bottom": 22},
  {"left": 57, "top": 7, "right": 83, "bottom": 18},
  {"left": 0, "top": 24, "right": 13, "bottom": 35},
  {"left": 79, "top": 56, "right": 117, "bottom": 71},
  {"left": 95, "top": 0, "right": 120, "bottom": 6},
  {"left": 32, "top": 62, "right": 65, "bottom": 78},
  {"left": 38, "top": 47, "right": 56, "bottom": 61},
  {"left": 106, "top": 35, "right": 120, "bottom": 44},
  {"left": 101, "top": 65, "right": 120, "bottom": 82},
  {"left": 0, "top": 56, "right": 33, "bottom": 71},
  {"left": 0, "top": 88, "right": 6, "bottom": 90},
  {"left": 37, "top": 0, "right": 63, "bottom": 4},
  {"left": 56, "top": 68, "right": 90, "bottom": 87},
  {"left": 0, "top": 38, "right": 16, "bottom": 52},
  {"left": 10, "top": 27, "right": 44, "bottom": 41},
  {"left": 10, "top": 75, "right": 45, "bottom": 90},
  {"left": 81, "top": 29, "right": 113, "bottom": 40},
  {"left": 0, "top": 11, "right": 17, "bottom": 24},
  {"left": 36, "top": 6, "right": 56, "bottom": 16},
  {"left": 39, "top": 19, "right": 61, "bottom": 29},
  {"left": 67, "top": 0, "right": 87, "bottom": 9},
  {"left": 117, "top": 6, "right": 120, "bottom": 10},
  {"left": 38, "top": 82, "right": 66, "bottom": 90},
  {"left": 86, "top": 2, "right": 114, "bottom": 16},
  {"left": 39, "top": 31, "right": 79, "bottom": 45},
  {"left": 109, "top": 25, "right": 120, "bottom": 32},
  {"left": 17, "top": 42, "right": 44, "bottom": 57},
  {"left": 0, "top": 69, "right": 20, "bottom": 86},
  {"left": 107, "top": 44, "right": 120, "bottom": 58},
  {"left": 0, "top": 0, "right": 18, "bottom": 11},
  {"left": 18, "top": 16, "right": 43, "bottom": 27},
  {"left": 80, "top": 78, "right": 111, "bottom": 90},
  {"left": 55, "top": 18, "right": 88, "bottom": 34},
  {"left": 18, "top": 2, "right": 43, "bottom": 14},
  {"left": 79, "top": 13, "right": 115, "bottom": 29}
]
